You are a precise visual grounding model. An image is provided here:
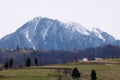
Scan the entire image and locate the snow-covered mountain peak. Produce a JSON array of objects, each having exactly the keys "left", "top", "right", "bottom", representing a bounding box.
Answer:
[
  {"left": 66, "top": 22, "right": 90, "bottom": 35},
  {"left": 92, "top": 27, "right": 103, "bottom": 33},
  {"left": 29, "top": 16, "right": 42, "bottom": 22},
  {"left": 0, "top": 17, "right": 119, "bottom": 51}
]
